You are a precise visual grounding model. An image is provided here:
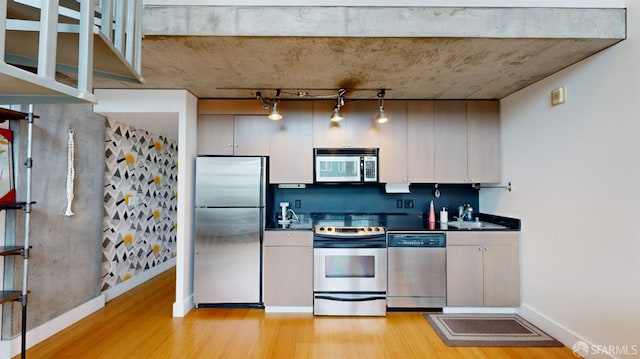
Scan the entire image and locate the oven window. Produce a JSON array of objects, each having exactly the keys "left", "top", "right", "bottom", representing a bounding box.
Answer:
[{"left": 325, "top": 255, "right": 375, "bottom": 278}]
